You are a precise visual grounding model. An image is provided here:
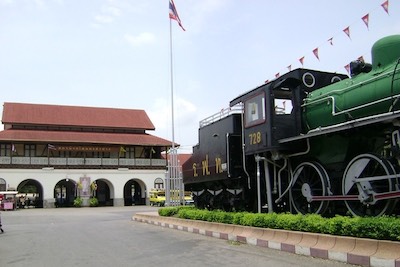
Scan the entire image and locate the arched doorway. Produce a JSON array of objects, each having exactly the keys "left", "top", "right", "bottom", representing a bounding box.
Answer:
[
  {"left": 54, "top": 179, "right": 77, "bottom": 207},
  {"left": 0, "top": 178, "right": 6, "bottom": 191},
  {"left": 124, "top": 180, "right": 145, "bottom": 206},
  {"left": 17, "top": 179, "right": 44, "bottom": 208},
  {"left": 95, "top": 179, "right": 112, "bottom": 206}
]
